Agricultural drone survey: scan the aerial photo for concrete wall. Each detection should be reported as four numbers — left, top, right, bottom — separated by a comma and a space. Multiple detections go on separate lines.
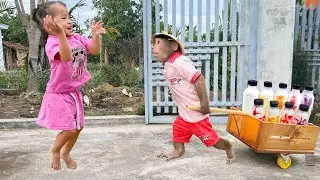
256, 0, 296, 90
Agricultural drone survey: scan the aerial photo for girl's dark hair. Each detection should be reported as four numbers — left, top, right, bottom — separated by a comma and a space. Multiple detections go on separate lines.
32, 1, 66, 41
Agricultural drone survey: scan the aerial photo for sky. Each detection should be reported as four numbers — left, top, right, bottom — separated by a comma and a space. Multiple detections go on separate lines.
7, 0, 229, 34
7, 0, 97, 27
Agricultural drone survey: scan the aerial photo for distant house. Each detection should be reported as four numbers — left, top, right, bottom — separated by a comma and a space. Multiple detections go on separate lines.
3, 41, 28, 70
0, 24, 8, 71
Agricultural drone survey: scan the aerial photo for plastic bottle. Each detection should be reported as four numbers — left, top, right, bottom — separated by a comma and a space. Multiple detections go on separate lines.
288, 84, 302, 111
242, 80, 260, 115
301, 86, 314, 119
293, 104, 310, 125
274, 83, 288, 110
259, 81, 274, 112
268, 101, 280, 123
253, 99, 266, 121
280, 102, 294, 124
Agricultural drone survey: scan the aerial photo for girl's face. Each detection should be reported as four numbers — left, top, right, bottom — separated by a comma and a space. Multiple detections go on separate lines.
51, 4, 73, 36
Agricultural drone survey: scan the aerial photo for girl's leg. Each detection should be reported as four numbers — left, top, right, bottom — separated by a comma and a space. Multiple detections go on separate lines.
60, 129, 82, 169
51, 130, 77, 170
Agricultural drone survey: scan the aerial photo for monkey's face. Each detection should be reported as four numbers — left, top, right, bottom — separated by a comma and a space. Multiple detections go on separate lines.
152, 38, 178, 61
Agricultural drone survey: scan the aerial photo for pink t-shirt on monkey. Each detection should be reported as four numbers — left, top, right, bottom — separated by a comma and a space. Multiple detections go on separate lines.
163, 51, 208, 123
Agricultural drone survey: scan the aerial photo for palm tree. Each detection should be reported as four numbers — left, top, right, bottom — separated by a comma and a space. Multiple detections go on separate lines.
0, 0, 15, 22
0, 0, 15, 15
69, 0, 86, 34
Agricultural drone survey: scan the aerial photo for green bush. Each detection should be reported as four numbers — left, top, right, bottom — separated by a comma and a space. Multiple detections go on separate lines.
0, 69, 27, 90
38, 70, 50, 93
0, 63, 142, 94
85, 63, 143, 90
136, 104, 145, 115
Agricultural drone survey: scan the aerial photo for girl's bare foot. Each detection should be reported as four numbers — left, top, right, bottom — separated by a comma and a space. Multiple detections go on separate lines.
61, 153, 77, 169
50, 148, 61, 170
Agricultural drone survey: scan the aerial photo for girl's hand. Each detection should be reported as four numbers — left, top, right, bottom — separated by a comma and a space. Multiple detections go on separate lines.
91, 20, 106, 37
43, 15, 64, 35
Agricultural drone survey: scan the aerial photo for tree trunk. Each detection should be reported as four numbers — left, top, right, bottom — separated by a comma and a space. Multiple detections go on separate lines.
14, 0, 45, 94
26, 24, 41, 93
104, 47, 109, 67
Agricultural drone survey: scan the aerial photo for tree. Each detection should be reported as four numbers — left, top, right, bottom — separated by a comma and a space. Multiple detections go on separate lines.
2, 15, 28, 45
69, 0, 86, 34
90, 0, 144, 67
0, 0, 15, 22
14, 0, 45, 93
92, 0, 142, 39
0, 0, 15, 15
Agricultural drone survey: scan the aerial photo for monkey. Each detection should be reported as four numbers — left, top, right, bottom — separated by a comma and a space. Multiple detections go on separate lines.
151, 32, 236, 164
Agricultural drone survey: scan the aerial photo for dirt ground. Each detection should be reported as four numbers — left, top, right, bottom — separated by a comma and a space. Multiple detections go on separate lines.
1, 85, 320, 126
0, 84, 145, 119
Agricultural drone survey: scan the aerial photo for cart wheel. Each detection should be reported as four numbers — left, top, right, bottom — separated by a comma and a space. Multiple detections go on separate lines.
277, 156, 292, 169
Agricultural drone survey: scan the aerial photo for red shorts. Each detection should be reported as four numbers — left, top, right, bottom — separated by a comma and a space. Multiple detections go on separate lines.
173, 116, 220, 147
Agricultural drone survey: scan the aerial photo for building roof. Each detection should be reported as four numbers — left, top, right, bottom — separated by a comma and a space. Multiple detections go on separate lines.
3, 41, 28, 51
0, 24, 8, 30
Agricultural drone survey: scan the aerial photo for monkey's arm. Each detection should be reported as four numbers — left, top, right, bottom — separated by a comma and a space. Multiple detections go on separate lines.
194, 75, 210, 115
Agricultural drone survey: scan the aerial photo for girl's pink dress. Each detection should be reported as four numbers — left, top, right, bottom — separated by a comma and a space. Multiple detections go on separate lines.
36, 33, 92, 130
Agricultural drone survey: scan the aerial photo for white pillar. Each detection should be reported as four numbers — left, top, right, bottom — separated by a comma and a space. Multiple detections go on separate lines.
256, 0, 296, 90
0, 30, 5, 71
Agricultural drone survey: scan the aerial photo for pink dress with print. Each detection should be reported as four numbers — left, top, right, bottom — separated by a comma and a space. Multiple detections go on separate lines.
36, 33, 92, 130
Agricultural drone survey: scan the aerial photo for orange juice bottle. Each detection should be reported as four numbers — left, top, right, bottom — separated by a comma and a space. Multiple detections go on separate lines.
268, 101, 279, 123
259, 81, 274, 112
274, 83, 288, 110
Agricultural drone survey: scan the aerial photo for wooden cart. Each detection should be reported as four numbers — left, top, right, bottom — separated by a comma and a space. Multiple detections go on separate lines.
227, 114, 320, 169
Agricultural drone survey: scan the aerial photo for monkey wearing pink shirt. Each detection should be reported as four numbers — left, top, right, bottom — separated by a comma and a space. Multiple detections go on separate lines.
152, 32, 235, 164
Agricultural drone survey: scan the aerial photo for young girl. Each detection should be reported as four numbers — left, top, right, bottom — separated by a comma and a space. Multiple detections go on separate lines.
32, 1, 106, 170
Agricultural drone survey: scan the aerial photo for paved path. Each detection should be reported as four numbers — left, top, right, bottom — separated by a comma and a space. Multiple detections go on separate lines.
1, 124, 319, 180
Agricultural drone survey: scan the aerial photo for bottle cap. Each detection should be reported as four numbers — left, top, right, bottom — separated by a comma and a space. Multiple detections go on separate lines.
248, 80, 257, 86
279, 83, 287, 89
285, 102, 294, 109
264, 81, 272, 88
305, 86, 314, 91
270, 101, 278, 108
254, 99, 264, 106
299, 104, 309, 112
292, 84, 301, 90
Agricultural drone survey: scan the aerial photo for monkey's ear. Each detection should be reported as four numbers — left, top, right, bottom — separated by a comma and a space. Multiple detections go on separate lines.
171, 41, 179, 51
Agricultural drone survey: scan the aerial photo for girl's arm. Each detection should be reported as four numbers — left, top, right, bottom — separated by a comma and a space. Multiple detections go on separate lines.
88, 34, 101, 55
88, 20, 106, 55
43, 15, 72, 61
57, 32, 73, 61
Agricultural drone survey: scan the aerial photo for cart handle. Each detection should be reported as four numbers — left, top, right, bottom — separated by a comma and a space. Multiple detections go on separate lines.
186, 105, 249, 116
